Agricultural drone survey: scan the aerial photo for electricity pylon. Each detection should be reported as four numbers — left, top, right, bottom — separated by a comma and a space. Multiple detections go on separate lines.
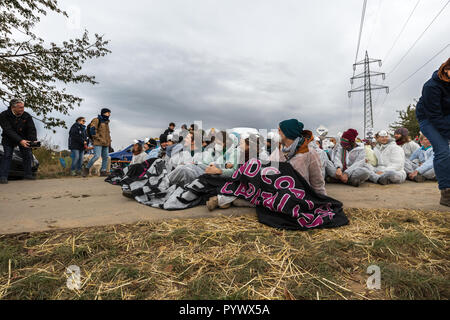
348, 51, 389, 139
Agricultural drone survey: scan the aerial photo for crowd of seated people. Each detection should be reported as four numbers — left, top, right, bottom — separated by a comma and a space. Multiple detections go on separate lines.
123, 119, 446, 212
315, 127, 441, 187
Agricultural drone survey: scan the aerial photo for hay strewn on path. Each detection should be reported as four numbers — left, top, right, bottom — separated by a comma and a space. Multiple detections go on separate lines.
0, 208, 449, 300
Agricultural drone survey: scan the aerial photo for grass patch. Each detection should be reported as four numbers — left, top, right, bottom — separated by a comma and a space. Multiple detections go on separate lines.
377, 263, 450, 299
0, 208, 448, 300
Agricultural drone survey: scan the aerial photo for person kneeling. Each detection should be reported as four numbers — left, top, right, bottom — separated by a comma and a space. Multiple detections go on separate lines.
405, 134, 437, 182
368, 130, 407, 185
332, 129, 371, 187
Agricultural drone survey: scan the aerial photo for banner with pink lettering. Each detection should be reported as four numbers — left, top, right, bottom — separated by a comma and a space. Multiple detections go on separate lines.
218, 159, 349, 230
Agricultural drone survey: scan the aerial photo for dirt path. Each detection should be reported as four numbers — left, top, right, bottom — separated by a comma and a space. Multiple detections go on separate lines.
0, 177, 447, 234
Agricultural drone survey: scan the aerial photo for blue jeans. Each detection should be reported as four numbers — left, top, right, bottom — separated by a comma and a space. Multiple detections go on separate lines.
0, 144, 33, 178
86, 145, 109, 171
419, 118, 450, 190
70, 149, 84, 171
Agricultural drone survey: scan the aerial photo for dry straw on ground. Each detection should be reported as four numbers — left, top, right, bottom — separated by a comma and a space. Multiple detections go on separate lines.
0, 208, 448, 300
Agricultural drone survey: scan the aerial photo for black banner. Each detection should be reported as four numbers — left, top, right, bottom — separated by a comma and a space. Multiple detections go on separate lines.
218, 159, 349, 230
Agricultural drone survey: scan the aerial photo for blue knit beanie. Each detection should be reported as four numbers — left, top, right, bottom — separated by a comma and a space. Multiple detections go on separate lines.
279, 119, 304, 140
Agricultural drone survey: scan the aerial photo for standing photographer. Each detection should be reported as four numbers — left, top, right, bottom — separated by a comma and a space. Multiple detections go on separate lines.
0, 98, 37, 184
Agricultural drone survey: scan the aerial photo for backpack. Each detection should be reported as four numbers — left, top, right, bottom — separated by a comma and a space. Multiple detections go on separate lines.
86, 118, 101, 141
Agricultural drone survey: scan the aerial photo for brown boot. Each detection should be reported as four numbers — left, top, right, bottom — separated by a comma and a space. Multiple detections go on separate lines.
413, 174, 426, 183
206, 196, 219, 211
440, 189, 450, 207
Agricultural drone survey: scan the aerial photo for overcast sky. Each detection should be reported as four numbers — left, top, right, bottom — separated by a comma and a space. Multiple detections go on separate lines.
24, 0, 450, 149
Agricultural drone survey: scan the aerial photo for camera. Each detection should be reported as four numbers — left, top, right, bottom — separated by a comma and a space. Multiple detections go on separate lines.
29, 141, 41, 148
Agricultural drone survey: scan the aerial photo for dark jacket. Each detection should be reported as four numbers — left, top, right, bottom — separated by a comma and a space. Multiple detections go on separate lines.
0, 108, 37, 147
89, 115, 111, 146
68, 122, 87, 150
163, 128, 174, 136
416, 70, 450, 139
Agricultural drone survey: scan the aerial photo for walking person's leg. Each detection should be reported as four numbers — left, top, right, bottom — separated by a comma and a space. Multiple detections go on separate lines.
419, 119, 450, 189
70, 149, 79, 175
83, 146, 101, 177
0, 144, 14, 183
77, 150, 85, 173
419, 118, 450, 206
100, 146, 109, 175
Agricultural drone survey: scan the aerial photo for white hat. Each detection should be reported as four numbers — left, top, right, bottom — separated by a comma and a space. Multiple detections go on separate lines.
316, 125, 328, 137
133, 139, 139, 144
377, 130, 389, 137
167, 134, 173, 141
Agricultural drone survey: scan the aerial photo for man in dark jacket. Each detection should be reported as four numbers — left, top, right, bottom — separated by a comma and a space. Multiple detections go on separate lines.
0, 98, 37, 183
416, 58, 450, 207
68, 117, 87, 176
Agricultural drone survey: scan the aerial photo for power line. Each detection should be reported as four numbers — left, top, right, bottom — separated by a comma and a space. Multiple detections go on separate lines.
364, 0, 383, 53
383, 0, 421, 63
380, 44, 449, 110
390, 43, 449, 93
387, 0, 449, 75
354, 0, 368, 66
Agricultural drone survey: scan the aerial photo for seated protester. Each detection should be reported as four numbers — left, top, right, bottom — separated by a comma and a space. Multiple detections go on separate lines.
143, 138, 157, 152
130, 143, 147, 165
158, 133, 169, 159
165, 134, 186, 171
204, 130, 240, 178
309, 136, 336, 180
321, 137, 336, 155
405, 133, 437, 182
269, 119, 327, 196
202, 132, 215, 159
266, 131, 280, 155
329, 135, 340, 162
394, 127, 419, 159
331, 129, 371, 187
368, 130, 407, 185
166, 132, 215, 186
370, 137, 377, 149
362, 139, 378, 167
206, 134, 262, 211
177, 124, 189, 143
143, 138, 160, 160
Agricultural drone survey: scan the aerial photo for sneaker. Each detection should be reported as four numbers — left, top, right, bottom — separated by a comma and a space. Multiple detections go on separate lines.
0, 177, 7, 184
378, 176, 390, 185
24, 175, 36, 180
71, 170, 77, 176
413, 174, 426, 183
100, 171, 109, 177
122, 190, 134, 199
349, 177, 361, 187
82, 167, 89, 177
440, 188, 450, 207
206, 196, 219, 211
